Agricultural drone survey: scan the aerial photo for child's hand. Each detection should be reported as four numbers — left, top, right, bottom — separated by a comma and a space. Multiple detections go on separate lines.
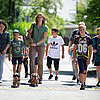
74, 59, 77, 65
62, 54, 64, 59
22, 56, 24, 61
86, 59, 90, 65
2, 49, 6, 54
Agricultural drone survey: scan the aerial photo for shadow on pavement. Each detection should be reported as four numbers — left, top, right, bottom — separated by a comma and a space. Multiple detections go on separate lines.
44, 70, 74, 76
61, 83, 76, 86
87, 70, 96, 78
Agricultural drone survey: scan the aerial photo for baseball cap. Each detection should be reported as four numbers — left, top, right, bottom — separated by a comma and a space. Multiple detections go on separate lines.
13, 29, 19, 34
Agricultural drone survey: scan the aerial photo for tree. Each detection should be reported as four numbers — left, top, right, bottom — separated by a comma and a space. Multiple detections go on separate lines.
86, 0, 100, 26
0, 0, 24, 25
75, 0, 86, 24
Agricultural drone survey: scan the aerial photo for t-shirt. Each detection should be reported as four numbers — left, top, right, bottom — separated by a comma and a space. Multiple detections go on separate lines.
10, 39, 24, 57
92, 36, 100, 62
69, 29, 90, 43
47, 35, 64, 59
74, 35, 92, 60
31, 23, 48, 46
0, 32, 10, 52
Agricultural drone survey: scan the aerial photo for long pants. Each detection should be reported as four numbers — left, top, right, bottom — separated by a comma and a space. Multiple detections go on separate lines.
0, 54, 6, 80
29, 45, 45, 80
23, 58, 28, 74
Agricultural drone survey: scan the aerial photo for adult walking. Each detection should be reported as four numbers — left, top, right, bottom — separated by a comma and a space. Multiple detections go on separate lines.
28, 13, 48, 84
92, 27, 100, 87
0, 20, 10, 83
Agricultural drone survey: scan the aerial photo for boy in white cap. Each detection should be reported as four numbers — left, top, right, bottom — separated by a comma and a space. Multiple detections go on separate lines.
9, 30, 24, 76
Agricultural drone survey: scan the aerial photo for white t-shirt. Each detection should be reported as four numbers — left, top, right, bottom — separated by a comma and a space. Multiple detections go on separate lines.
47, 35, 64, 58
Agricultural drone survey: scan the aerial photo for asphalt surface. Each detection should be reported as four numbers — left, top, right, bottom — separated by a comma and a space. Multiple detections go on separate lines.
0, 46, 100, 100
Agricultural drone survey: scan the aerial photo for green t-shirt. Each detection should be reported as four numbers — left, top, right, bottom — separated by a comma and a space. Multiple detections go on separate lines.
92, 36, 100, 62
10, 39, 24, 57
31, 23, 48, 45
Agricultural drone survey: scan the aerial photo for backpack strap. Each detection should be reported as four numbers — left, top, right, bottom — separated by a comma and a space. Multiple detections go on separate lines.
31, 23, 35, 38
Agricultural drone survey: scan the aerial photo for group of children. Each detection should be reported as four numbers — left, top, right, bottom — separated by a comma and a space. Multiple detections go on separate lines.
0, 19, 100, 90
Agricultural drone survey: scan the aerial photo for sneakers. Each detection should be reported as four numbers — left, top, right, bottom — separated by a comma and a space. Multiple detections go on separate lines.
55, 76, 58, 81
96, 81, 100, 87
25, 73, 28, 78
84, 82, 87, 88
80, 84, 85, 90
39, 79, 42, 84
28, 79, 32, 83
72, 75, 76, 80
48, 74, 53, 80
77, 79, 80, 85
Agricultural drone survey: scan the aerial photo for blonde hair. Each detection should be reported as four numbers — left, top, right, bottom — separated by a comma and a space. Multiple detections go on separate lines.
79, 25, 86, 29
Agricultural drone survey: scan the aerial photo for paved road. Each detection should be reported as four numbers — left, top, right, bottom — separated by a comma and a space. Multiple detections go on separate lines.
0, 46, 100, 100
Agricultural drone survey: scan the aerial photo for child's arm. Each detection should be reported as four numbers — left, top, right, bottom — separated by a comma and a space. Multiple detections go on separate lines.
61, 44, 64, 59
8, 47, 12, 61
26, 48, 29, 58
86, 45, 92, 65
73, 44, 77, 64
22, 46, 25, 60
46, 43, 50, 56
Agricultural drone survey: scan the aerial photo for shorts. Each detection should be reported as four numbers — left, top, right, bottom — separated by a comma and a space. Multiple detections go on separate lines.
12, 57, 22, 65
35, 57, 38, 65
94, 62, 100, 66
47, 56, 60, 70
78, 58, 87, 74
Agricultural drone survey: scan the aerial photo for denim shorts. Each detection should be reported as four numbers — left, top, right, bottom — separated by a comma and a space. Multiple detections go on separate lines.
12, 57, 22, 65
78, 58, 87, 74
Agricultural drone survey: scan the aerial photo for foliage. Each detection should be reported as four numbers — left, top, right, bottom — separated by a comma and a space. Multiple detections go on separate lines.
75, 0, 86, 24
75, 0, 100, 34
0, 0, 24, 24
86, 0, 100, 26
6, 0, 65, 41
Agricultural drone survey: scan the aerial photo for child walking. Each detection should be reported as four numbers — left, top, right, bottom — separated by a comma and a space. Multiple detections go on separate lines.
73, 25, 92, 90
46, 28, 64, 80
9, 30, 24, 76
